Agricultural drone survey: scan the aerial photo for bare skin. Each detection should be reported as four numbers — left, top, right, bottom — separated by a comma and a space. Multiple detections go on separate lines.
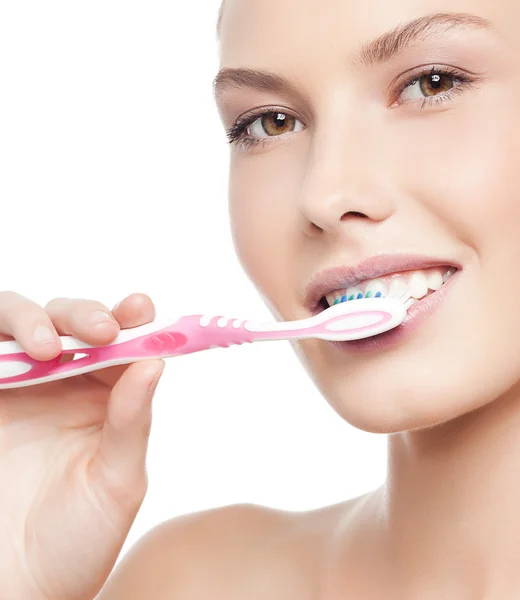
100, 498, 369, 600
5, 0, 520, 599
211, 0, 520, 597
0, 291, 355, 600
0, 292, 166, 599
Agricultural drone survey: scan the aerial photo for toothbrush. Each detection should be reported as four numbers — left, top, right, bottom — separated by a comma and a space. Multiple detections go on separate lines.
0, 295, 415, 390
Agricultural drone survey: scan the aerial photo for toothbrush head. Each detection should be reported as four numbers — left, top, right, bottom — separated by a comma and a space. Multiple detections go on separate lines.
307, 296, 411, 341
329, 288, 418, 313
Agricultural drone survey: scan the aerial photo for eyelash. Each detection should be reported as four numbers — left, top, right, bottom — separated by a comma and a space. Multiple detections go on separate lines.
225, 66, 476, 151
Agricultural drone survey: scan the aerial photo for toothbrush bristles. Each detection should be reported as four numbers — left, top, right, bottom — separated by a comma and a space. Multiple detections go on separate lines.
328, 292, 418, 310
403, 296, 417, 310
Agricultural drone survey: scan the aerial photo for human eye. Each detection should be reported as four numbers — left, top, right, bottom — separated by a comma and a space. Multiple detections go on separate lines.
394, 65, 479, 110
226, 67, 479, 150
225, 108, 305, 151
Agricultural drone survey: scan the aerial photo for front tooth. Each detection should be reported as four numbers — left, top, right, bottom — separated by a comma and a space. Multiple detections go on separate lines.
388, 278, 409, 299
409, 271, 429, 299
427, 270, 444, 291
324, 267, 455, 307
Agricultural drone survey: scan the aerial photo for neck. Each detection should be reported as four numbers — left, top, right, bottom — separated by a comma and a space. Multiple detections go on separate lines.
382, 385, 520, 597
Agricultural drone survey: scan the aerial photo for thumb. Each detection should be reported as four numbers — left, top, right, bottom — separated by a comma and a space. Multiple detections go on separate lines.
93, 359, 165, 498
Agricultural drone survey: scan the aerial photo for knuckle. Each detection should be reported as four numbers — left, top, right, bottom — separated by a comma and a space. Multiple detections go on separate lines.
45, 298, 114, 322
0, 290, 27, 310
87, 300, 113, 314
43, 297, 70, 311
0, 293, 59, 351
85, 302, 117, 326
0, 291, 45, 323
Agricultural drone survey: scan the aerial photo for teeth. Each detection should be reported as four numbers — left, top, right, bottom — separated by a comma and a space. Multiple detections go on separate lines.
364, 279, 387, 299
408, 272, 429, 300
427, 270, 444, 291
388, 278, 409, 299
323, 266, 456, 308
345, 287, 364, 301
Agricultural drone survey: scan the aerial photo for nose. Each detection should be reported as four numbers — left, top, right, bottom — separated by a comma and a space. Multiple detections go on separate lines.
299, 126, 396, 236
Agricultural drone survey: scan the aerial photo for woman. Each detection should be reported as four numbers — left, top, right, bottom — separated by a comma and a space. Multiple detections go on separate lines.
2, 0, 520, 597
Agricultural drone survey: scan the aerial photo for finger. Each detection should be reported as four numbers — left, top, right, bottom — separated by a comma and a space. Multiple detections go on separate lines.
44, 297, 120, 346
0, 291, 62, 360
81, 293, 157, 389
89, 359, 165, 510
111, 293, 156, 329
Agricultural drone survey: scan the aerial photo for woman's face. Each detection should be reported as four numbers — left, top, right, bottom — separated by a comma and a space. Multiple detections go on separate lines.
214, 0, 520, 433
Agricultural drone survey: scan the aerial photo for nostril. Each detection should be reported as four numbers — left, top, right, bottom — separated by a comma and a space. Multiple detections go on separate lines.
341, 211, 368, 219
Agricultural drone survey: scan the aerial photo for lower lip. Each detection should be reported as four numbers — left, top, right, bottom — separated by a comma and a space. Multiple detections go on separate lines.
328, 270, 460, 354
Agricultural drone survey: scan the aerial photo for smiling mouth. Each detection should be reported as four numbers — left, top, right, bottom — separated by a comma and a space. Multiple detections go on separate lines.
317, 266, 458, 312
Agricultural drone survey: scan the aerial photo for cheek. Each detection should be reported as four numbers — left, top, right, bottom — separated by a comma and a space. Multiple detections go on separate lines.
294, 95, 520, 432
228, 151, 303, 314
399, 91, 520, 261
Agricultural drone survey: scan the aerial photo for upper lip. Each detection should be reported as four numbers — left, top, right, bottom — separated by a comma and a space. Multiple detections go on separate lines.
304, 253, 461, 312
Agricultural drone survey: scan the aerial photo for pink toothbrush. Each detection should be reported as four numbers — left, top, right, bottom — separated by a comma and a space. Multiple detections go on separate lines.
0, 297, 413, 389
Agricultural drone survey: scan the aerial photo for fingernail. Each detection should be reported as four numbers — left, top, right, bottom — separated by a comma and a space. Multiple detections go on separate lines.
33, 325, 57, 345
89, 311, 116, 328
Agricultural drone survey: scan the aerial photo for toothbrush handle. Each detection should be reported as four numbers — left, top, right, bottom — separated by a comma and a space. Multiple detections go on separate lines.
0, 315, 256, 389
0, 298, 405, 389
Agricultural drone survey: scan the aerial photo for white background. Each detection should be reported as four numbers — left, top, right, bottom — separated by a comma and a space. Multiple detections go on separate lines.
0, 1, 386, 567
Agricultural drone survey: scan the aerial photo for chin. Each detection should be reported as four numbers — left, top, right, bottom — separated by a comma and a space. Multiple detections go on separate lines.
282, 263, 520, 435
292, 323, 520, 435
315, 379, 488, 434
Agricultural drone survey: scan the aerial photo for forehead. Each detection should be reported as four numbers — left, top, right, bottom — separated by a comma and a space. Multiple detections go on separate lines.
218, 0, 512, 66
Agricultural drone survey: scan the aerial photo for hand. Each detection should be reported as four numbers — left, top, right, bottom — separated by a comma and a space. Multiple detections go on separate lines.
0, 292, 165, 600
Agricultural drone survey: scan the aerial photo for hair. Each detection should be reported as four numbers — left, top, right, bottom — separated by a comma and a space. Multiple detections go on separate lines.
217, 0, 226, 39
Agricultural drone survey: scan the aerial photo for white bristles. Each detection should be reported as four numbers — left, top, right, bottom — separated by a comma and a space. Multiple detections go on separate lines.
404, 297, 416, 310
326, 290, 422, 312
396, 291, 417, 311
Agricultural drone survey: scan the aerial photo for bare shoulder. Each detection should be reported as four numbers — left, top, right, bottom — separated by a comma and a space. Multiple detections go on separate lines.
98, 498, 366, 600
98, 503, 298, 599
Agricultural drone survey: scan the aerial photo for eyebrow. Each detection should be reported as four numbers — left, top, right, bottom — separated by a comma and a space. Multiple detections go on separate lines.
213, 12, 492, 99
